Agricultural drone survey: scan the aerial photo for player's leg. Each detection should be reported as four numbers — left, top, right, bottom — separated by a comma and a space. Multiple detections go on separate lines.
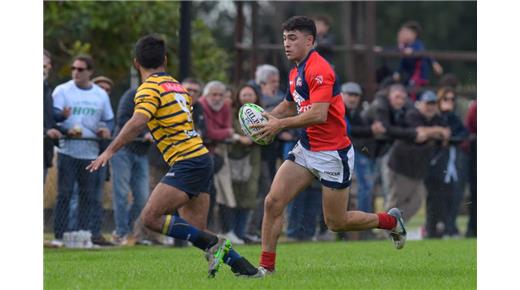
317, 146, 406, 249
140, 182, 225, 254
321, 186, 379, 231
260, 160, 315, 272
178, 192, 210, 230
180, 192, 259, 277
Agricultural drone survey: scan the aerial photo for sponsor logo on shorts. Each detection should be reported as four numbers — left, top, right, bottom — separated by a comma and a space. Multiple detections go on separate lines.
166, 172, 175, 177
324, 171, 340, 176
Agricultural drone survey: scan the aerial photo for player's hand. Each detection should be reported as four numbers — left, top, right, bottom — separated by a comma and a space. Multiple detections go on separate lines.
86, 150, 113, 172
96, 128, 111, 139
46, 128, 62, 139
251, 112, 283, 141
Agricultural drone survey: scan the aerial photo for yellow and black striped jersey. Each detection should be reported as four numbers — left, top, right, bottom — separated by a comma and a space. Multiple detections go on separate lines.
134, 72, 208, 166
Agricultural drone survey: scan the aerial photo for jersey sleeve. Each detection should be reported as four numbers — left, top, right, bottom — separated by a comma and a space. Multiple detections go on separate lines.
134, 87, 161, 118
307, 66, 335, 103
51, 85, 65, 110
101, 91, 115, 121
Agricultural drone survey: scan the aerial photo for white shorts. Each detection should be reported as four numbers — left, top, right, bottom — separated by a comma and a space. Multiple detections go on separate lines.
287, 141, 355, 189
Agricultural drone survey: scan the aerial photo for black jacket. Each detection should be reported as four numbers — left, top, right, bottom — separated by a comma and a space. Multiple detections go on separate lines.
43, 80, 58, 168
363, 93, 417, 157
345, 105, 376, 158
388, 108, 447, 180
114, 88, 151, 155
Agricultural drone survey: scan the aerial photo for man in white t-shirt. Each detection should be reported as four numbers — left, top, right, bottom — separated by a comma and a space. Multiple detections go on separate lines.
51, 55, 114, 246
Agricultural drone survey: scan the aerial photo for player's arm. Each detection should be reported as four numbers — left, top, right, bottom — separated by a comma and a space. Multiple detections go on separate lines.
86, 112, 149, 172
252, 103, 329, 140
269, 99, 297, 119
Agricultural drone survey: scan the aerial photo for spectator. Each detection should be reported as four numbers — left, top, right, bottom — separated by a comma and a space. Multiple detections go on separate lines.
386, 91, 451, 223
341, 82, 386, 239
393, 21, 443, 100
363, 84, 416, 201
44, 50, 62, 183
223, 86, 233, 107
182, 78, 206, 138
438, 73, 472, 122
110, 88, 153, 245
465, 100, 477, 238
423, 88, 468, 238
247, 64, 285, 239
51, 55, 114, 246
314, 15, 335, 63
92, 76, 114, 96
199, 80, 237, 239
226, 84, 262, 243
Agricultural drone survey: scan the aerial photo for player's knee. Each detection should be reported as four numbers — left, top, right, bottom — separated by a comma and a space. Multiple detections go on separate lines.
141, 208, 158, 231
324, 217, 343, 232
264, 194, 283, 213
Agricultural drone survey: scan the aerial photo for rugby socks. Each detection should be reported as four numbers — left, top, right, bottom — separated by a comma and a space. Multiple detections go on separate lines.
162, 214, 217, 251
224, 248, 242, 266
377, 212, 397, 230
259, 251, 276, 272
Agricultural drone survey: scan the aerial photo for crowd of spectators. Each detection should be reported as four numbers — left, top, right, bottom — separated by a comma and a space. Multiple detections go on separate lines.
43, 18, 477, 247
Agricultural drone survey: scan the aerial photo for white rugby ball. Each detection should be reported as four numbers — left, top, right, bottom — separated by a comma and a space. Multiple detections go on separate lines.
238, 103, 273, 145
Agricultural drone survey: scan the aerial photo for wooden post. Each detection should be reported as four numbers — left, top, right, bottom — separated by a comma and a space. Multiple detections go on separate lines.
251, 1, 259, 80
365, 1, 377, 101
233, 1, 244, 87
179, 1, 191, 80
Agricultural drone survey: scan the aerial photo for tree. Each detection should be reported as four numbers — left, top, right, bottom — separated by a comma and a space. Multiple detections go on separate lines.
44, 1, 230, 102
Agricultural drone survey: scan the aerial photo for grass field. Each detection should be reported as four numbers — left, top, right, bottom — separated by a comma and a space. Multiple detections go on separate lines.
44, 238, 476, 289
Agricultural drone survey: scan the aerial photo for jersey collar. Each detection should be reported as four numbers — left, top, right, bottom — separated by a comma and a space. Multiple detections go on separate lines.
296, 48, 315, 69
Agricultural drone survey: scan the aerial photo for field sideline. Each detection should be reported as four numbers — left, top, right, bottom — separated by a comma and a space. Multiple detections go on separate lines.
44, 239, 476, 289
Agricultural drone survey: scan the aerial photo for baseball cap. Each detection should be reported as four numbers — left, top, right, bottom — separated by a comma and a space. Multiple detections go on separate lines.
418, 90, 437, 103
341, 82, 362, 95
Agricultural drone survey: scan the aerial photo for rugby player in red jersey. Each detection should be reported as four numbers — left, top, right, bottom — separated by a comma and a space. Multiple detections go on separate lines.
250, 16, 407, 276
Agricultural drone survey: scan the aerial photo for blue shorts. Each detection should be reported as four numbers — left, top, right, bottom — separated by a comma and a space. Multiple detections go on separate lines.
160, 153, 214, 198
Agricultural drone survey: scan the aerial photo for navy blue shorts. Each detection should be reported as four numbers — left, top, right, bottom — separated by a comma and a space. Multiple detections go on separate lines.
160, 153, 214, 198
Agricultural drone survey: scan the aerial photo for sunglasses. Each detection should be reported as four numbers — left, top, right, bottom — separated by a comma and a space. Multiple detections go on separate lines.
71, 66, 87, 72
441, 97, 455, 102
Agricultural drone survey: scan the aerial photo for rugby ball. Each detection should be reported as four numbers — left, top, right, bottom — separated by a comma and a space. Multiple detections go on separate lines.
238, 103, 273, 145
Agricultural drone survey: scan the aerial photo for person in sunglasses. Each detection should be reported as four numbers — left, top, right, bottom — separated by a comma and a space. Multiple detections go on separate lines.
50, 54, 115, 247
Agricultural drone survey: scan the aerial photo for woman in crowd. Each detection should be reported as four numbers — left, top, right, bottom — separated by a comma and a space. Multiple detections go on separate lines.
424, 87, 468, 238
223, 84, 263, 244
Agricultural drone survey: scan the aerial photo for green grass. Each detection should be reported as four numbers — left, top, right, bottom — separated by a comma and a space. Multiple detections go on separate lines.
44, 239, 476, 289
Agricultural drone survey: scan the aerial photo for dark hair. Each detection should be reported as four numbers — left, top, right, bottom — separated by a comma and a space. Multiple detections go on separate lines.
233, 84, 261, 112
74, 54, 94, 70
282, 16, 317, 43
401, 20, 422, 38
134, 34, 166, 69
